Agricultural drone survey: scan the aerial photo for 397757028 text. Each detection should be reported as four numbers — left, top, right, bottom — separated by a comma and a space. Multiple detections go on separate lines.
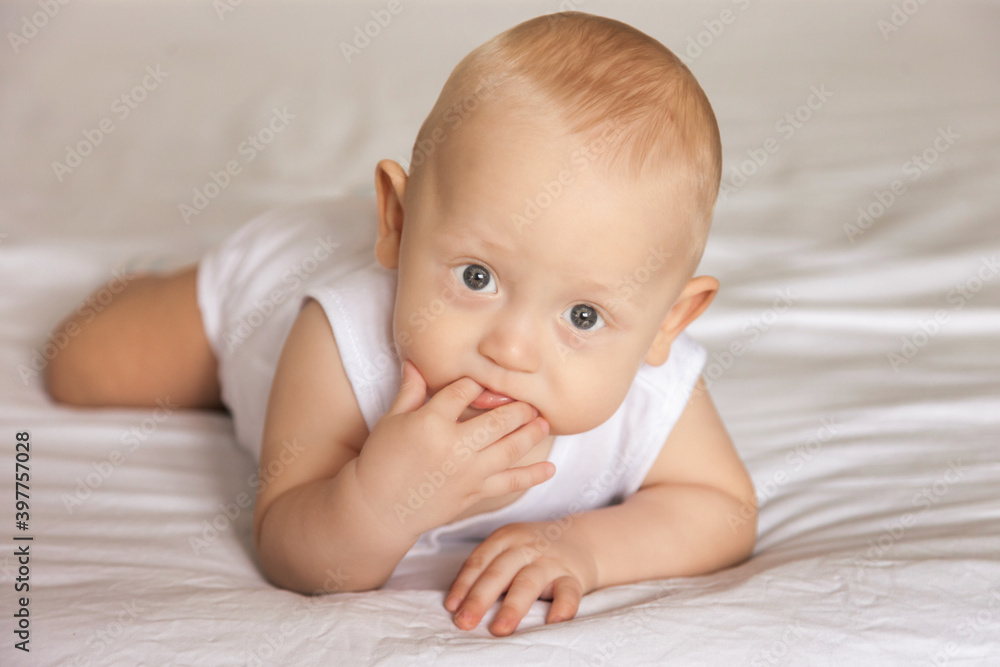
13, 430, 32, 653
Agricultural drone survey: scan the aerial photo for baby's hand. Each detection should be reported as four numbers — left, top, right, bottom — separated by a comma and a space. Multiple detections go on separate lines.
444, 521, 599, 636
353, 361, 553, 540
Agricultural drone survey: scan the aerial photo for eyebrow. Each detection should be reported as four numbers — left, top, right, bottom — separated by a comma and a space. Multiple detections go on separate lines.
436, 221, 516, 257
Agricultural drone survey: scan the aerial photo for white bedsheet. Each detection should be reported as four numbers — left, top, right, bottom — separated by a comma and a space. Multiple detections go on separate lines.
2, 1, 998, 665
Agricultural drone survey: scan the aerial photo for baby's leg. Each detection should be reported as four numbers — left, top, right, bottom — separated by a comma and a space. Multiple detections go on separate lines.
45, 266, 223, 410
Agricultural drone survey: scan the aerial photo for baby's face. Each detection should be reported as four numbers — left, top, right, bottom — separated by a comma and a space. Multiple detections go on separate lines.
391, 107, 694, 434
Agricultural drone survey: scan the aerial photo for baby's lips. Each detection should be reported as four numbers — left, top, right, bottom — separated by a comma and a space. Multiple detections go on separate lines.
469, 387, 515, 410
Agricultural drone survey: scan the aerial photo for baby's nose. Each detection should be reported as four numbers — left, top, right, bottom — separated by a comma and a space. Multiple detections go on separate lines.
478, 313, 541, 373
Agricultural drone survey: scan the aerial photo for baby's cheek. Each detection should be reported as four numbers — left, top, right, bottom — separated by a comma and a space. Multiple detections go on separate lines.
393, 304, 425, 348
404, 338, 467, 398
549, 374, 626, 435
394, 311, 441, 368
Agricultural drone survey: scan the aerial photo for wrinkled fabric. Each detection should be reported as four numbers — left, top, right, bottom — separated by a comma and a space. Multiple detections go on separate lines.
1, 1, 998, 665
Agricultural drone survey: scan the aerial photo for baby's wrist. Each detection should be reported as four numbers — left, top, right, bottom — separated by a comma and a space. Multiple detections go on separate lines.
554, 519, 601, 593
342, 458, 425, 546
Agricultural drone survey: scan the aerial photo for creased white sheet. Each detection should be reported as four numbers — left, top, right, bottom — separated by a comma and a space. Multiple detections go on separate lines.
1, 1, 998, 665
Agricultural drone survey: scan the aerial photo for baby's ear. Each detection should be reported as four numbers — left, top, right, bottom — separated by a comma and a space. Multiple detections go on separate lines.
645, 275, 718, 366
374, 159, 408, 269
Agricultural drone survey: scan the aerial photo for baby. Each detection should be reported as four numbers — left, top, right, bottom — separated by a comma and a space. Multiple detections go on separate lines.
45, 12, 757, 636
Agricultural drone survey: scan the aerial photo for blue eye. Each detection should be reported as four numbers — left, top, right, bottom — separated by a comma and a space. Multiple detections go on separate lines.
454, 263, 496, 293
562, 303, 605, 331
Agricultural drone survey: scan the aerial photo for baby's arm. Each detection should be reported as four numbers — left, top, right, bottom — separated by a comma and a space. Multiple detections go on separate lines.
563, 378, 757, 586
252, 300, 552, 594
446, 378, 756, 635
251, 300, 411, 593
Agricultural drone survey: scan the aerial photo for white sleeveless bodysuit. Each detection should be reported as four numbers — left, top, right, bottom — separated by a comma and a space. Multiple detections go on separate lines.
197, 197, 707, 556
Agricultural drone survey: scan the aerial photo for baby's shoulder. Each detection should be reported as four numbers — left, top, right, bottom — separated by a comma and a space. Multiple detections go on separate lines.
253, 297, 371, 540
302, 261, 401, 433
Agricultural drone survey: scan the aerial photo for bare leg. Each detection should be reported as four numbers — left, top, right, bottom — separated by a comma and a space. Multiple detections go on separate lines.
45, 265, 223, 410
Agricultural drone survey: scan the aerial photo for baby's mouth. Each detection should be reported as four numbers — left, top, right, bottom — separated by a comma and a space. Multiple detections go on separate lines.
469, 387, 515, 410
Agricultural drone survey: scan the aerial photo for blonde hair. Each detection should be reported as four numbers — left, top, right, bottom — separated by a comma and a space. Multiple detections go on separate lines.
410, 11, 722, 263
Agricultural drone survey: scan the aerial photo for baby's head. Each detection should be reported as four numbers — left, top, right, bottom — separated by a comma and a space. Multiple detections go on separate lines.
374, 12, 722, 434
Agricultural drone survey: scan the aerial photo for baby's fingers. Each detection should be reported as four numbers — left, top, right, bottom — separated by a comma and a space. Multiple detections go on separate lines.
480, 459, 555, 500
386, 360, 428, 415
462, 400, 540, 449
426, 376, 484, 419
480, 414, 549, 467
545, 576, 582, 625
446, 539, 506, 614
